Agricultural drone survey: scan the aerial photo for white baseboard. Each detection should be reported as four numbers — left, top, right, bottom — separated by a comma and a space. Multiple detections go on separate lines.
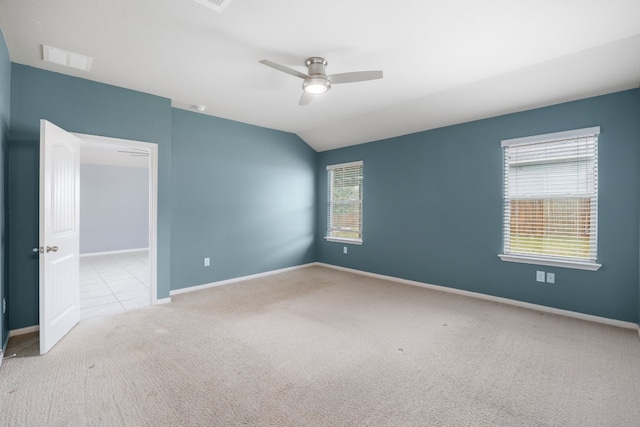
154, 297, 171, 305
9, 325, 40, 337
316, 263, 639, 332
80, 248, 149, 258
170, 263, 317, 296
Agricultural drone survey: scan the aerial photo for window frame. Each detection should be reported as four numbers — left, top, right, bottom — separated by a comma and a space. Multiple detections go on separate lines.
498, 127, 601, 271
325, 161, 364, 245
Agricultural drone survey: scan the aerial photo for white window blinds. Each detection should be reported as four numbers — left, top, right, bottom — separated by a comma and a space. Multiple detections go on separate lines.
327, 161, 363, 242
501, 127, 599, 265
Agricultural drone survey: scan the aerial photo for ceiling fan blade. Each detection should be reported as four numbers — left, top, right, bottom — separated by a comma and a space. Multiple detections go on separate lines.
329, 70, 383, 84
299, 92, 313, 106
118, 150, 149, 156
259, 59, 309, 80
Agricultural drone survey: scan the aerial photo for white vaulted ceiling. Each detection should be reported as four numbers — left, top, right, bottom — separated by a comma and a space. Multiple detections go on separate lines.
1, 0, 639, 151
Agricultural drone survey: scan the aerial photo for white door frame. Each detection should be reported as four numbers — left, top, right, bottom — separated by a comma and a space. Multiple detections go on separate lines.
73, 133, 159, 304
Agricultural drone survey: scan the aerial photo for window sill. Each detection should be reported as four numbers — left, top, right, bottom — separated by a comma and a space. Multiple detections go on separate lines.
498, 254, 601, 271
325, 237, 363, 245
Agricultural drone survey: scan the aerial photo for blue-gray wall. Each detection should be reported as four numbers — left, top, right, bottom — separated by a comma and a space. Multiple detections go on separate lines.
317, 90, 640, 323
171, 109, 316, 289
8, 64, 172, 329
80, 164, 149, 254
0, 31, 10, 348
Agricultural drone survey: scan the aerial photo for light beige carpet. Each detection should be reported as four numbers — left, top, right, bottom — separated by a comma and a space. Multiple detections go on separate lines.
1, 266, 639, 426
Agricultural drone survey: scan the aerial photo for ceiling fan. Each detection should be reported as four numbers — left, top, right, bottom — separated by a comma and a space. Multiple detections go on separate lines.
259, 57, 383, 106
117, 147, 149, 157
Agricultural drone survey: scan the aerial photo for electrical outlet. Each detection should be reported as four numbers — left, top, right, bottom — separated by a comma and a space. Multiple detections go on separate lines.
343, 246, 348, 254
536, 271, 545, 282
204, 257, 210, 267
546, 272, 555, 284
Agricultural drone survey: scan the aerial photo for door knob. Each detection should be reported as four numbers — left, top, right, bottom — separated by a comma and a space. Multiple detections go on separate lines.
46, 246, 59, 253
32, 247, 44, 253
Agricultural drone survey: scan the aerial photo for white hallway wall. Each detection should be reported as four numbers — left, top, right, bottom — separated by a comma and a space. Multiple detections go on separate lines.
80, 163, 149, 254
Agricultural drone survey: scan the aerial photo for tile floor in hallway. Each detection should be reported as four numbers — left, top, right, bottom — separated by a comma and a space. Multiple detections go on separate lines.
80, 250, 151, 321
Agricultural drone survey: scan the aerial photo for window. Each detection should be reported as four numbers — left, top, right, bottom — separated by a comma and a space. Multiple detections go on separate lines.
499, 127, 601, 271
326, 161, 363, 244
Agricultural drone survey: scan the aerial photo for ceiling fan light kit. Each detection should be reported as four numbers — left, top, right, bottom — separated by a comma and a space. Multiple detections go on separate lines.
260, 56, 383, 106
303, 76, 330, 94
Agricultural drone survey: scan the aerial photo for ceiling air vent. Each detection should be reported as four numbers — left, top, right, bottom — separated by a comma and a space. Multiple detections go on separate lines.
192, 0, 233, 13
42, 45, 93, 71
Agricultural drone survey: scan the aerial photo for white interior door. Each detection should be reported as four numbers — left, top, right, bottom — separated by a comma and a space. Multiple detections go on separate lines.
39, 120, 81, 355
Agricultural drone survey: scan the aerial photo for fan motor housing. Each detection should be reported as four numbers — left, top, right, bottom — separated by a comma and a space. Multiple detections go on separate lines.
305, 57, 328, 76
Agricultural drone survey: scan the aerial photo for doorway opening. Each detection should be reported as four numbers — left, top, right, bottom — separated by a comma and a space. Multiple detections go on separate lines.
8, 123, 159, 356
76, 134, 158, 320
